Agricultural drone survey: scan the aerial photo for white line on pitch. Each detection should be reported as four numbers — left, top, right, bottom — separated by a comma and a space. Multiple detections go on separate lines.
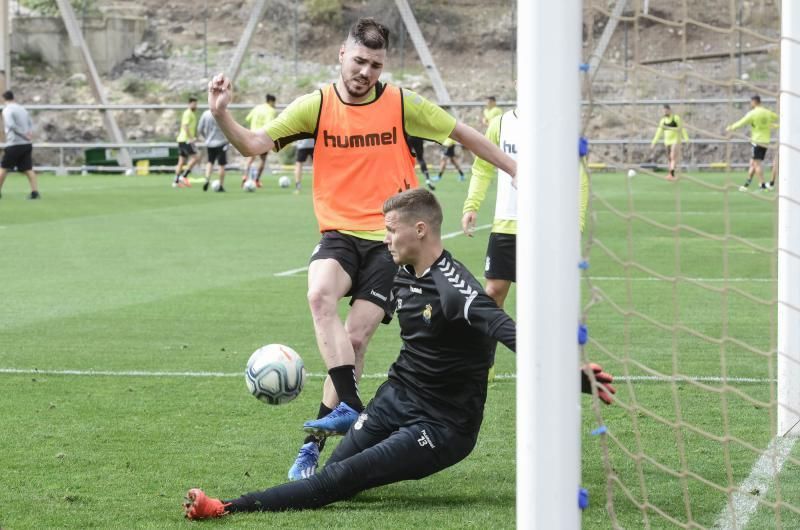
590, 276, 774, 283
0, 368, 777, 385
273, 224, 492, 277
713, 436, 797, 530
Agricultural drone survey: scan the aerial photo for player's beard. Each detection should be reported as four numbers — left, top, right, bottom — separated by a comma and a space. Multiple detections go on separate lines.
343, 75, 372, 98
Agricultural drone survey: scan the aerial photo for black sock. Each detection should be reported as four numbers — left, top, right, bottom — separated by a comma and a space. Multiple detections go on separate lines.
327, 365, 363, 412
669, 169, 675, 176
181, 169, 190, 178
304, 403, 333, 450
173, 174, 180, 183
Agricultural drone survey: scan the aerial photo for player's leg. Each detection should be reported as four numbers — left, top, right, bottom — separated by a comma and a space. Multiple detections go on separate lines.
450, 155, 465, 181
667, 143, 678, 179
24, 169, 39, 199
255, 153, 268, 186
174, 153, 186, 186
755, 159, 765, 188
200, 385, 477, 517
203, 160, 212, 191
436, 152, 447, 181
484, 232, 516, 381
294, 161, 303, 193
307, 257, 356, 383
485, 279, 512, 309
770, 150, 779, 188
0, 168, 8, 198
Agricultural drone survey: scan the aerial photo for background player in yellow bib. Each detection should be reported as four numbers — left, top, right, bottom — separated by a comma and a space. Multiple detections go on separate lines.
482, 96, 503, 126
173, 96, 199, 188
649, 104, 689, 180
243, 94, 277, 188
207, 17, 515, 483
726, 94, 779, 191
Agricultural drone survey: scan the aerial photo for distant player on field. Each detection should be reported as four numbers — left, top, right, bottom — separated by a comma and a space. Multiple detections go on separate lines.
0, 90, 40, 200
208, 18, 516, 482
436, 137, 465, 182
649, 104, 689, 180
293, 137, 314, 194
173, 96, 199, 188
183, 188, 616, 520
482, 95, 503, 126
408, 136, 435, 190
197, 109, 229, 192
243, 94, 277, 188
726, 95, 778, 192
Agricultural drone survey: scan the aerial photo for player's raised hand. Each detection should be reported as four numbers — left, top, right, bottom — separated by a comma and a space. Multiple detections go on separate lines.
580, 362, 616, 405
208, 73, 232, 115
461, 211, 477, 237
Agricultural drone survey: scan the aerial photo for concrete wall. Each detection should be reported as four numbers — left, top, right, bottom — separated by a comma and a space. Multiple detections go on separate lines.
11, 16, 146, 75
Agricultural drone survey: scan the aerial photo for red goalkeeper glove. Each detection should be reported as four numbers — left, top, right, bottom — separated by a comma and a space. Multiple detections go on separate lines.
581, 363, 616, 405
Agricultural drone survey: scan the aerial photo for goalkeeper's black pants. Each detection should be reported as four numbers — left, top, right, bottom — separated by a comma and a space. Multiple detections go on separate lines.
225, 381, 478, 512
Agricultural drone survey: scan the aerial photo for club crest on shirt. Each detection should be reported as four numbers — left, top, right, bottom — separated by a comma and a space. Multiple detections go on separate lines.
422, 304, 433, 325
354, 413, 368, 430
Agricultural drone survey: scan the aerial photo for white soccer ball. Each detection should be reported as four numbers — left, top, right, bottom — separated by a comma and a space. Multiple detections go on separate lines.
211, 179, 222, 191
627, 169, 637, 178
245, 344, 306, 405
243, 179, 257, 192
278, 176, 291, 188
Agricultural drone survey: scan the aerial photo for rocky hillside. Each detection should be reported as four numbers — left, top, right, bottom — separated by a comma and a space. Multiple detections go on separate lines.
7, 0, 782, 166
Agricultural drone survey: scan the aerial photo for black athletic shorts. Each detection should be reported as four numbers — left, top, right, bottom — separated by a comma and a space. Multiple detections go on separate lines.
442, 145, 456, 158
178, 142, 197, 157
752, 144, 768, 161
1, 144, 33, 171
310, 231, 397, 323
326, 381, 479, 484
206, 145, 228, 165
485, 232, 516, 282
296, 147, 314, 163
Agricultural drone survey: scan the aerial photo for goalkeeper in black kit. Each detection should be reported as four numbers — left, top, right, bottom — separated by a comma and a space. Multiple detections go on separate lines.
184, 188, 616, 520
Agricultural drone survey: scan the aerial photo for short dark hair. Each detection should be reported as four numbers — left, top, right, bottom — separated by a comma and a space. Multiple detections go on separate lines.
487, 96, 497, 102
188, 96, 198, 103
383, 188, 443, 234
663, 103, 671, 110
348, 18, 390, 51
266, 94, 276, 104
752, 94, 762, 104
2, 90, 13, 101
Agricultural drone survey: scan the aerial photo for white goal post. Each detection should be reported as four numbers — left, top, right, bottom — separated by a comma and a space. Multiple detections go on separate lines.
516, 1, 582, 528
777, 0, 800, 438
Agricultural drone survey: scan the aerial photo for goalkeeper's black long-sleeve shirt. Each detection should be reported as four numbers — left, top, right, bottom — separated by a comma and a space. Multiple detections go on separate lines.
387, 249, 516, 433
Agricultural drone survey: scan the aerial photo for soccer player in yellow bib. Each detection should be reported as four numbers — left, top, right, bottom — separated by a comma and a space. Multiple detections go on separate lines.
649, 104, 689, 180
207, 18, 515, 482
173, 96, 199, 188
243, 94, 277, 188
726, 94, 779, 191
482, 96, 503, 126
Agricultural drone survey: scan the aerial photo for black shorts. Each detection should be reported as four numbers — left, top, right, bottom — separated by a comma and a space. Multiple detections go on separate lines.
296, 147, 314, 163
310, 231, 397, 323
1, 144, 33, 171
206, 145, 228, 165
485, 232, 516, 282
326, 381, 478, 485
752, 144, 768, 161
178, 142, 197, 157
442, 145, 456, 158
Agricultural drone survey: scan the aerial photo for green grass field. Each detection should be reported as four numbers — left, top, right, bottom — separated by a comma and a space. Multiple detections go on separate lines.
0, 169, 791, 528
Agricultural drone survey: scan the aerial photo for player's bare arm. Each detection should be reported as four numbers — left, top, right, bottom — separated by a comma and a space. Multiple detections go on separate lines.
208, 73, 275, 157
450, 122, 516, 178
